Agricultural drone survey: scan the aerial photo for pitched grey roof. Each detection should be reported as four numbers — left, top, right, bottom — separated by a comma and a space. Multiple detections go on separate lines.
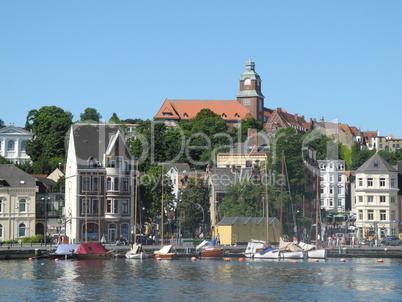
0, 164, 36, 187
161, 163, 191, 173
70, 124, 131, 168
218, 216, 277, 226
208, 167, 238, 191
355, 153, 398, 173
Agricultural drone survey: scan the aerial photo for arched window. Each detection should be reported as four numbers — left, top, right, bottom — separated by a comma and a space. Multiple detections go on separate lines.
18, 223, 26, 237
19, 199, 26, 212
7, 140, 15, 151
120, 223, 129, 240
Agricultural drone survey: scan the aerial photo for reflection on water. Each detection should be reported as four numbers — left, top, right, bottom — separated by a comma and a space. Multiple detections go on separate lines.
0, 258, 401, 301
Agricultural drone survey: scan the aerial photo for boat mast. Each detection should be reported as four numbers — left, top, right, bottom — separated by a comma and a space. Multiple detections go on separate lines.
134, 160, 139, 245
265, 158, 269, 244
279, 151, 284, 239
315, 172, 320, 245
161, 166, 164, 246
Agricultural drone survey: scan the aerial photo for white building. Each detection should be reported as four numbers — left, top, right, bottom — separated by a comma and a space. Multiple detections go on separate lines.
0, 125, 33, 164
354, 153, 399, 241
0, 165, 37, 242
318, 160, 347, 213
65, 124, 134, 244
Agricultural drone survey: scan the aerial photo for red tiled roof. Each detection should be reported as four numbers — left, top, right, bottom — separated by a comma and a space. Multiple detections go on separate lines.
154, 99, 252, 121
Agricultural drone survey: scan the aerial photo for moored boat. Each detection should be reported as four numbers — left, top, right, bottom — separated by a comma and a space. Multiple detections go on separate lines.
125, 243, 149, 259
49, 244, 80, 259
277, 239, 306, 259
74, 242, 114, 259
154, 245, 177, 259
298, 242, 328, 259
196, 240, 225, 258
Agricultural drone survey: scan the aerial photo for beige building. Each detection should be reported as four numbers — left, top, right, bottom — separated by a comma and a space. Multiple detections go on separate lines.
371, 135, 402, 152
0, 165, 37, 242
354, 154, 399, 242
216, 217, 280, 245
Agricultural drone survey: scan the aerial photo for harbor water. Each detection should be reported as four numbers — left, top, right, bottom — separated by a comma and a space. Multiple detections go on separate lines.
0, 257, 401, 302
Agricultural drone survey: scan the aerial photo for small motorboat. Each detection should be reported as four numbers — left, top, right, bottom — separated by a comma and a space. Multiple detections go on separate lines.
125, 243, 149, 260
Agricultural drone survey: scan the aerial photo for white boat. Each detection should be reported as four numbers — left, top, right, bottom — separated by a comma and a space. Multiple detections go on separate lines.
125, 243, 149, 260
298, 242, 328, 259
277, 239, 306, 259
244, 240, 280, 259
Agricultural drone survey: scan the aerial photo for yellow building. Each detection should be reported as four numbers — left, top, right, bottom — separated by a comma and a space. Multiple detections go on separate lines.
215, 217, 280, 245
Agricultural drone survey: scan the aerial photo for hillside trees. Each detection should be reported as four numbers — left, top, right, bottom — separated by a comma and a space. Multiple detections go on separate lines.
79, 107, 102, 123
25, 106, 73, 174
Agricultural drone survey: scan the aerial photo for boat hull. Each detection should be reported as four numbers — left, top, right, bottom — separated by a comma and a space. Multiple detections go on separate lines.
199, 248, 224, 258
279, 251, 306, 259
154, 253, 176, 259
307, 248, 328, 259
125, 252, 149, 259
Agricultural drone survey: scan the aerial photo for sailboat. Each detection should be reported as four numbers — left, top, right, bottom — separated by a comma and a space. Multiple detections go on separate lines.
196, 239, 225, 258
126, 161, 149, 259
299, 171, 328, 259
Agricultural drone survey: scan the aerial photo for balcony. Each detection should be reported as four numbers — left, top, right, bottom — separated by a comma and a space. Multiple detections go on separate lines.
104, 213, 121, 221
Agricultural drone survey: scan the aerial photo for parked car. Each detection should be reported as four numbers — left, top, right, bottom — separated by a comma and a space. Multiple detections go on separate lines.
381, 236, 402, 246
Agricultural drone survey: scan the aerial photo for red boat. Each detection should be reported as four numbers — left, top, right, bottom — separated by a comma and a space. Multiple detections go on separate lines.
74, 242, 114, 259
199, 246, 225, 258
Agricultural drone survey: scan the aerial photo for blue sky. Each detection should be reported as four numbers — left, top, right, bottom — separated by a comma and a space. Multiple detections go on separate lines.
1, 1, 401, 137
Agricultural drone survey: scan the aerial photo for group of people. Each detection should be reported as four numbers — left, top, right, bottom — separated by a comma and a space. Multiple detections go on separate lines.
327, 234, 355, 247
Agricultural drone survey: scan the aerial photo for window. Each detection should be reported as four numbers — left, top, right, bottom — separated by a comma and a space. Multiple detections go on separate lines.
337, 200, 342, 206
81, 199, 89, 214
330, 176, 333, 182
0, 224, 2, 237
114, 178, 119, 191
329, 187, 333, 194
122, 178, 129, 191
380, 178, 386, 187
121, 200, 129, 214
93, 177, 100, 192
92, 199, 99, 214
121, 224, 129, 240
329, 199, 333, 206
391, 211, 396, 221
82, 176, 90, 191
358, 178, 363, 187
358, 196, 363, 203
106, 199, 119, 214
320, 175, 324, 181
320, 199, 324, 206
18, 223, 26, 237
320, 187, 324, 194
390, 196, 396, 203
243, 99, 250, 106
338, 175, 342, 182
368, 196, 374, 203
391, 179, 395, 188
338, 187, 342, 194
380, 210, 386, 221
0, 199, 3, 213
107, 177, 112, 191
380, 196, 386, 203
358, 210, 363, 220
367, 178, 373, 187
246, 161, 252, 168
19, 199, 26, 212
368, 210, 374, 220
20, 140, 27, 151
116, 157, 123, 169
7, 140, 15, 151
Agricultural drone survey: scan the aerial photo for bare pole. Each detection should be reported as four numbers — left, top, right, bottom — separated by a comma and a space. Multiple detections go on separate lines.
265, 158, 269, 244
279, 151, 284, 239
161, 166, 164, 246
315, 173, 320, 245
134, 160, 139, 244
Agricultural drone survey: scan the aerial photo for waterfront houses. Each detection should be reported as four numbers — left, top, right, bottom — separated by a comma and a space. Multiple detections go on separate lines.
0, 165, 36, 242
354, 153, 399, 242
0, 125, 33, 164
65, 124, 135, 244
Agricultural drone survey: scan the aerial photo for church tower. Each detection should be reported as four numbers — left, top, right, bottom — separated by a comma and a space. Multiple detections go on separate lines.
236, 59, 265, 122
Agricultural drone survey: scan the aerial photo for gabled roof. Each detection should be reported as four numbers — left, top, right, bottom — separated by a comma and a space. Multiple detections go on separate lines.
0, 125, 32, 136
69, 124, 131, 168
218, 217, 278, 226
161, 163, 191, 173
74, 242, 109, 254
356, 153, 398, 174
0, 164, 36, 187
154, 99, 252, 121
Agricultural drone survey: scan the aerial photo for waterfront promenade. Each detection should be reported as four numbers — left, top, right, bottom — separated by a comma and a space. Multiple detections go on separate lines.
2, 242, 402, 259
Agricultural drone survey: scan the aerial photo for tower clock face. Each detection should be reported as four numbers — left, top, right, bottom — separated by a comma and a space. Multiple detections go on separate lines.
244, 79, 251, 86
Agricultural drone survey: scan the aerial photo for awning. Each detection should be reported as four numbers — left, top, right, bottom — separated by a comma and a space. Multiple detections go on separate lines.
334, 214, 346, 218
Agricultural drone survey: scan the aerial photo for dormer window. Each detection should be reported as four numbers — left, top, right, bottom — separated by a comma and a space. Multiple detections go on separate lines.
183, 113, 189, 118
221, 113, 227, 118
234, 113, 240, 118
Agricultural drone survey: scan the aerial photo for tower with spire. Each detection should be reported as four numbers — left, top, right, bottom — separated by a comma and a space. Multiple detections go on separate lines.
236, 59, 265, 122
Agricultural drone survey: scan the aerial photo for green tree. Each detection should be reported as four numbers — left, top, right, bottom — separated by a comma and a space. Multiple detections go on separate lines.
79, 107, 102, 123
350, 143, 376, 170
178, 175, 210, 237
219, 181, 263, 217
25, 106, 72, 174
109, 113, 121, 124
232, 117, 264, 142
0, 156, 12, 164
377, 150, 402, 165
